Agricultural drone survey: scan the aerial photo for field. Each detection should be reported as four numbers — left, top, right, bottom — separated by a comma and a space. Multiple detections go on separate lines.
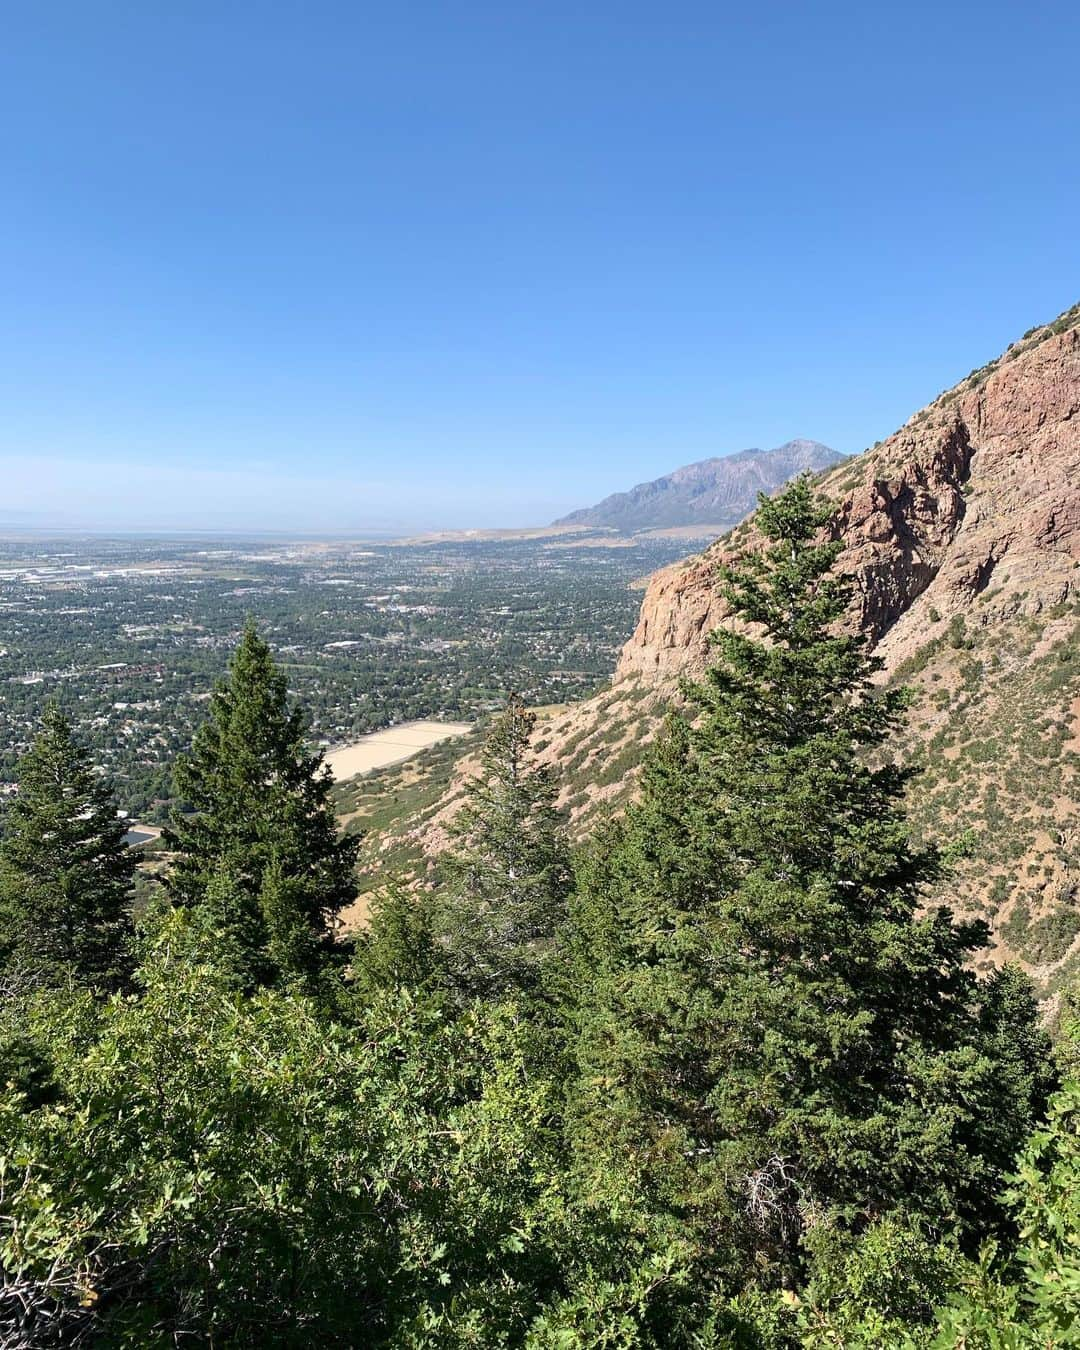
324, 720, 472, 781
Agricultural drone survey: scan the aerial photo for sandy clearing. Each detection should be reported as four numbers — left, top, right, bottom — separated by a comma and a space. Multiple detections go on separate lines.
324, 720, 472, 782
124, 825, 162, 847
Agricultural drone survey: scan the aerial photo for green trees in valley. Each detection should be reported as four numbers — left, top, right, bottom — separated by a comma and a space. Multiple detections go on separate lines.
164, 622, 358, 986
0, 704, 134, 991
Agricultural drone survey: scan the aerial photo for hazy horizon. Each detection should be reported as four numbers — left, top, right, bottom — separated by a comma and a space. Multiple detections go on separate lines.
2, 3, 1077, 532
0, 437, 842, 535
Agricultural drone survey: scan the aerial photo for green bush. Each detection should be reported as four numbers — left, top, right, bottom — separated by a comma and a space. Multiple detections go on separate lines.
0, 912, 573, 1346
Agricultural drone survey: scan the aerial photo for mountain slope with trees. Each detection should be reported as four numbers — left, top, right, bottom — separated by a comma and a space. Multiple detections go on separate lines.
2, 302, 1078, 1343
393, 302, 1079, 993
0, 478, 1074, 1345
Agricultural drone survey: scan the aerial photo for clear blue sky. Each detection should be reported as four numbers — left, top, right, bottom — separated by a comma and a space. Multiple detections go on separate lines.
1, 1, 1077, 531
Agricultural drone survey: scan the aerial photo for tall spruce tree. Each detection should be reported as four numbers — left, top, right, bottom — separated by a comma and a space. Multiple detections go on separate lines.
568, 476, 1046, 1293
434, 694, 571, 1001
0, 705, 134, 990
351, 882, 445, 1001
973, 963, 1056, 1184
164, 622, 358, 984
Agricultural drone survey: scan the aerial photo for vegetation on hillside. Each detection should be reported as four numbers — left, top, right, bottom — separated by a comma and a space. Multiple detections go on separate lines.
0, 480, 1075, 1345
895, 601, 1080, 992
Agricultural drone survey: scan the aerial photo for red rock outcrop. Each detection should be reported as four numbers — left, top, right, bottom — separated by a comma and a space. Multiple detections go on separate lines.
618, 311, 1080, 681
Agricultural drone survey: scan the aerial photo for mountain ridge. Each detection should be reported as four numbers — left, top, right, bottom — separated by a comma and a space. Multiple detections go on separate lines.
553, 438, 843, 533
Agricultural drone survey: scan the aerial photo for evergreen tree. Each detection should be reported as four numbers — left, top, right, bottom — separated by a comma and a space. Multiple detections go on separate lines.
352, 882, 444, 1000
568, 476, 1036, 1293
189, 862, 270, 990
0, 705, 135, 990
434, 694, 571, 1002
164, 622, 358, 984
973, 963, 1056, 1186
259, 854, 328, 987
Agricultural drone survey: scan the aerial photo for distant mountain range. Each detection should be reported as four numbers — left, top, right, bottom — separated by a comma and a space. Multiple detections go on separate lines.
554, 439, 843, 533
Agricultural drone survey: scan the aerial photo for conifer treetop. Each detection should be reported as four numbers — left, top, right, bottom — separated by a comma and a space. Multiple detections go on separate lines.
0, 703, 135, 989
436, 693, 571, 1002
164, 622, 358, 985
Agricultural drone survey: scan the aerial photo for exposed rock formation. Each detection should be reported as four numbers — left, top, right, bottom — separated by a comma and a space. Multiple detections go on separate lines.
620, 312, 1079, 680
363, 305, 1080, 991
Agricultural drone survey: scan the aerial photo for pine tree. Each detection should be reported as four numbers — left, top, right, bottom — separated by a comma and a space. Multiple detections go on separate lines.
973, 963, 1056, 1181
351, 882, 444, 1000
164, 622, 358, 983
259, 854, 327, 987
0, 705, 135, 989
568, 476, 1035, 1291
192, 862, 269, 990
434, 694, 571, 1002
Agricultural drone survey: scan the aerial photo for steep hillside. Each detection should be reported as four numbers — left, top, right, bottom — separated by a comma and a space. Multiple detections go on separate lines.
357, 305, 1080, 992
553, 439, 842, 533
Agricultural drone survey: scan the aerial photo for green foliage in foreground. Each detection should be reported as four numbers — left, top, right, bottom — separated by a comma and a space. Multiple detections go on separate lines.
933, 1075, 1080, 1347
1, 483, 1076, 1345
0, 912, 573, 1346
0, 704, 135, 992
2, 929, 1077, 1347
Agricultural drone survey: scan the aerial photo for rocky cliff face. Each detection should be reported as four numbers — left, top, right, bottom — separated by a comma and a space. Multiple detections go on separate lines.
370, 305, 1080, 993
620, 311, 1079, 681
583, 304, 1078, 993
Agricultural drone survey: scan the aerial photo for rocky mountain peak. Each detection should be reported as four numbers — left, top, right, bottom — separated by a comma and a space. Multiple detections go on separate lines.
553, 439, 843, 534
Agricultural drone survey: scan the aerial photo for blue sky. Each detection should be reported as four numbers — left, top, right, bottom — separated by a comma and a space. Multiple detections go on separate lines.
1, 1, 1077, 531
